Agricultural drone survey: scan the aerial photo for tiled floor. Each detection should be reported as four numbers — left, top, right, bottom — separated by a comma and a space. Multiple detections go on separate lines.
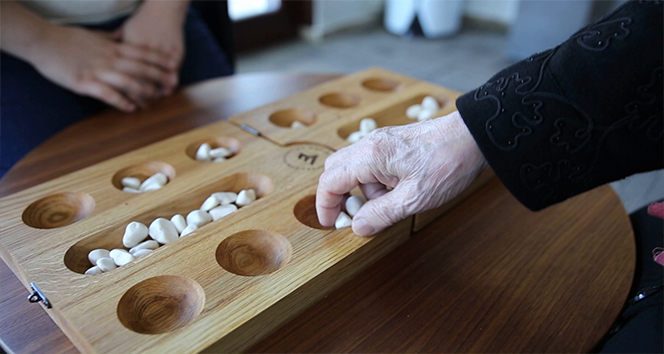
237, 24, 664, 214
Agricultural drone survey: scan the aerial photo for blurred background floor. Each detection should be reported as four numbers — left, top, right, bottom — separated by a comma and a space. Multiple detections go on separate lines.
237, 23, 664, 214
238, 23, 512, 93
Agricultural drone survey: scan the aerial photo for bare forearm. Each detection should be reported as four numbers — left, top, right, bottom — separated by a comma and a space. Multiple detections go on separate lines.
0, 0, 56, 64
136, 0, 191, 26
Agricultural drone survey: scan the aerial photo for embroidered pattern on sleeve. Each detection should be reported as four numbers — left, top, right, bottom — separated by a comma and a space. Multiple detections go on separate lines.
465, 1, 663, 207
572, 18, 632, 51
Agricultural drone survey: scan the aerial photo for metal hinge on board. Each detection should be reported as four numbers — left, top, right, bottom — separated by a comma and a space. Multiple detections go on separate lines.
27, 282, 51, 309
240, 124, 261, 136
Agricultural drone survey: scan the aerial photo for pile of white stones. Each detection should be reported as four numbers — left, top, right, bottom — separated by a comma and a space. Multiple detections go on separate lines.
334, 195, 367, 229
345, 118, 378, 143
121, 172, 168, 193
84, 189, 257, 275
406, 96, 440, 121
344, 96, 441, 145
195, 143, 234, 162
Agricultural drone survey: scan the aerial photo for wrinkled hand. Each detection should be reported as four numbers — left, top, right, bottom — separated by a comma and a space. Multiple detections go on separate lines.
316, 111, 488, 236
30, 25, 177, 111
117, 2, 186, 94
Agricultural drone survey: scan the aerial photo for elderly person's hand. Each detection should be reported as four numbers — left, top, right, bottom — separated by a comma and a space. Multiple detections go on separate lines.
316, 111, 488, 236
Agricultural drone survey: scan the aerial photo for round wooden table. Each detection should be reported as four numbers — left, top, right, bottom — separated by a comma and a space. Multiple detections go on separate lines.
0, 73, 635, 353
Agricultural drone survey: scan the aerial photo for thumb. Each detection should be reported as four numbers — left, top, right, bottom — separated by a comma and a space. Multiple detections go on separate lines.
352, 184, 413, 237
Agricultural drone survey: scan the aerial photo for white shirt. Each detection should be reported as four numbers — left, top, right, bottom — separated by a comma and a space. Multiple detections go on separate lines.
20, 0, 141, 24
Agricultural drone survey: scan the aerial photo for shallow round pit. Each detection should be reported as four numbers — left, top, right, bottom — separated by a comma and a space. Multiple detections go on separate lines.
111, 161, 176, 192
117, 275, 205, 334
294, 195, 333, 230
185, 137, 242, 162
64, 234, 125, 274
269, 109, 317, 128
318, 92, 361, 109
216, 230, 292, 276
22, 192, 95, 229
361, 77, 402, 92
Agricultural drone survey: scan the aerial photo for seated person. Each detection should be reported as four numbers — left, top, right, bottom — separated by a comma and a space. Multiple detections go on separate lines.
0, 0, 233, 177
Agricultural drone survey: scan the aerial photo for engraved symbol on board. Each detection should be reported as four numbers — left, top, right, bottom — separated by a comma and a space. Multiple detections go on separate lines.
298, 153, 318, 165
284, 145, 332, 171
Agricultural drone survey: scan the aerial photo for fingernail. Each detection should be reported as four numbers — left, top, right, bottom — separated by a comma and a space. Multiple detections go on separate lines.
353, 218, 375, 236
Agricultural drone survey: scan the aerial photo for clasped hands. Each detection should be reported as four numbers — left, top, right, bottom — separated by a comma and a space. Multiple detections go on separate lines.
28, 4, 186, 112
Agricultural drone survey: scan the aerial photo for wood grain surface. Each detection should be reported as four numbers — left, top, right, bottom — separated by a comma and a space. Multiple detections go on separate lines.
230, 69, 460, 151
0, 118, 412, 353
0, 73, 338, 354
249, 178, 635, 353
0, 73, 635, 354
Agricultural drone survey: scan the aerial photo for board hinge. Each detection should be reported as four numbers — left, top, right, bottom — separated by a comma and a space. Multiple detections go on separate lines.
240, 124, 261, 136
27, 282, 51, 309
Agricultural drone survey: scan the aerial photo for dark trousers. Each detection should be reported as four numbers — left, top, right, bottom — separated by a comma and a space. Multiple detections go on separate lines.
0, 8, 232, 177
596, 203, 663, 353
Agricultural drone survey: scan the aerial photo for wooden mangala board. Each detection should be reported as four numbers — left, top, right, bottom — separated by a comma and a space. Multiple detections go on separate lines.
230, 68, 459, 150
0, 120, 411, 354
230, 67, 494, 230
0, 68, 494, 353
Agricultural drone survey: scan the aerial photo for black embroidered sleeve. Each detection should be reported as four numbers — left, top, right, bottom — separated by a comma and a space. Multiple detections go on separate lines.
456, 0, 663, 211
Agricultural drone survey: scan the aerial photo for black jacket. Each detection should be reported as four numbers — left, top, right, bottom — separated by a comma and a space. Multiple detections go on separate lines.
456, 0, 663, 211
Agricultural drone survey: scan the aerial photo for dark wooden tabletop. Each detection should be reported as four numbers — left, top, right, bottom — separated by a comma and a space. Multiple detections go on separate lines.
0, 73, 635, 353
